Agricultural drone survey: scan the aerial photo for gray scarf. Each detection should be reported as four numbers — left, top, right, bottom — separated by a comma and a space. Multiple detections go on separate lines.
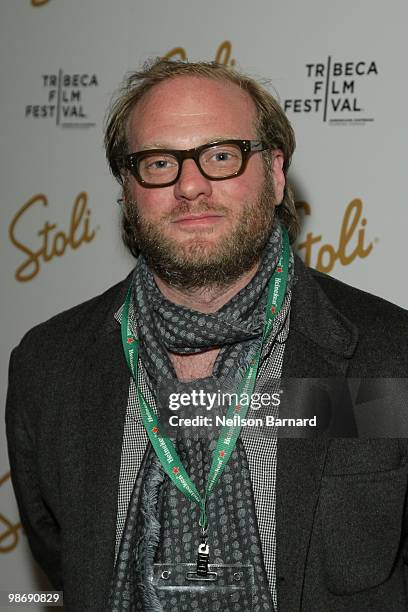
108, 224, 294, 611
131, 223, 284, 387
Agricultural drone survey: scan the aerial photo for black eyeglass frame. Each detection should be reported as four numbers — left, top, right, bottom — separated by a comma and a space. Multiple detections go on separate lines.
120, 139, 269, 188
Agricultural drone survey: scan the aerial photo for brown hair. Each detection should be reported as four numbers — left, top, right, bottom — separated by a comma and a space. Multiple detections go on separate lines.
105, 58, 298, 244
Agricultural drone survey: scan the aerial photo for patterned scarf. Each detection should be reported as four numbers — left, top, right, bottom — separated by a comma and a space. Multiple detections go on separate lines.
108, 223, 295, 611
131, 222, 284, 387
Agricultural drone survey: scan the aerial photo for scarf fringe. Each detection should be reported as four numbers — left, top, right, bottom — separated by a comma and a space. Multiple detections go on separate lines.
137, 457, 166, 612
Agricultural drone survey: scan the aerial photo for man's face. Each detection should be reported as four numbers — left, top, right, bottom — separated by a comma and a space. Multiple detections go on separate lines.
124, 76, 285, 288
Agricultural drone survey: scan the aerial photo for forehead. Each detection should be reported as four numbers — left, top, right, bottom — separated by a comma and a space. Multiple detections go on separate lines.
127, 75, 258, 149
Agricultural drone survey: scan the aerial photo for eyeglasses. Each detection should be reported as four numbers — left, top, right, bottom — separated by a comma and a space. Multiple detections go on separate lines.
121, 139, 269, 188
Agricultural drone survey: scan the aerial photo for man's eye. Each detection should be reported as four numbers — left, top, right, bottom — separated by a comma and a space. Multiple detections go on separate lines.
142, 156, 177, 171
203, 147, 241, 165
212, 151, 233, 162
149, 160, 169, 169
146, 159, 170, 169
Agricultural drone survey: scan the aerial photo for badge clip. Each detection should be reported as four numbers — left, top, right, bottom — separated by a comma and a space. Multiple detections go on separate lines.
186, 528, 217, 581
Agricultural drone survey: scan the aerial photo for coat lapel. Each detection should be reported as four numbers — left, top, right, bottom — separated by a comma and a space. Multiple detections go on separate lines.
276, 259, 359, 611
79, 278, 132, 610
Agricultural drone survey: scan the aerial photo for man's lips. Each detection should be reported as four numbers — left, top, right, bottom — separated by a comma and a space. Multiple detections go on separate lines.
171, 213, 225, 226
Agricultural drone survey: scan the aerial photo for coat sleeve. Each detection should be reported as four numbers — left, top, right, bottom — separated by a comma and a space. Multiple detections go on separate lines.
5, 347, 63, 590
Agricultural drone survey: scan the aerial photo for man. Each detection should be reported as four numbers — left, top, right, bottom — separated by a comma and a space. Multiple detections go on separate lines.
6, 58, 408, 611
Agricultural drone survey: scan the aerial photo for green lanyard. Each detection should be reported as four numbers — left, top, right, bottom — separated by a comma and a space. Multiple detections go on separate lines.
121, 227, 289, 531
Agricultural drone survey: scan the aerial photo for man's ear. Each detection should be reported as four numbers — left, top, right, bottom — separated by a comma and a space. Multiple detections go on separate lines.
271, 149, 285, 205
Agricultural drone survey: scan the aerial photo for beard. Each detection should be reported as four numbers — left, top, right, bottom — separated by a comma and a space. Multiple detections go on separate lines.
123, 176, 277, 290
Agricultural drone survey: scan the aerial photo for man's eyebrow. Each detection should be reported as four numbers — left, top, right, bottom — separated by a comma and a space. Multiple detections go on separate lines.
138, 142, 171, 150
137, 137, 241, 151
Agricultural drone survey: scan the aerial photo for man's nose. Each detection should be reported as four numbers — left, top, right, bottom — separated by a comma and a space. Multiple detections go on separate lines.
173, 158, 213, 201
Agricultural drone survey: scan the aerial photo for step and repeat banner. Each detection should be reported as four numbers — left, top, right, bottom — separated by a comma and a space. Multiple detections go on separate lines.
1, 0, 407, 604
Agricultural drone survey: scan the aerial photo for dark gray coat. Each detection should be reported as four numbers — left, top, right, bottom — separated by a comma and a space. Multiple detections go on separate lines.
6, 257, 408, 611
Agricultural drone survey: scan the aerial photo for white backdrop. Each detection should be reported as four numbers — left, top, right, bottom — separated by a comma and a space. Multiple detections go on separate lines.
1, 0, 407, 605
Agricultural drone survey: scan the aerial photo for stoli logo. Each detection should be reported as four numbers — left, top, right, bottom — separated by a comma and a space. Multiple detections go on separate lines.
295, 198, 374, 273
164, 40, 236, 67
0, 472, 22, 553
9, 192, 97, 282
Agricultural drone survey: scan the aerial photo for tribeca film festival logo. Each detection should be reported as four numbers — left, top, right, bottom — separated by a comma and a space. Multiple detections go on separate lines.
284, 58, 378, 125
9, 192, 97, 282
25, 71, 99, 128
